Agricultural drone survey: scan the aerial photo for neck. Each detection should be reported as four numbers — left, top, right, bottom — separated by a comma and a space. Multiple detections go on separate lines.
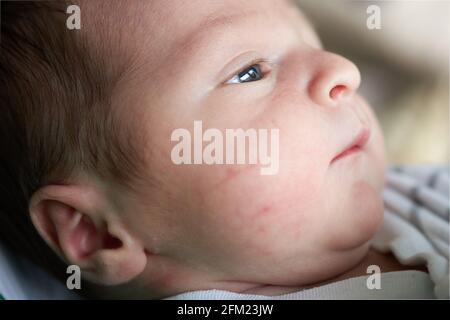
237, 248, 426, 297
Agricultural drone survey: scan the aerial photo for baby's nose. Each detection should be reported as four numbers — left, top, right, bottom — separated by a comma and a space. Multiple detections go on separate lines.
307, 50, 361, 108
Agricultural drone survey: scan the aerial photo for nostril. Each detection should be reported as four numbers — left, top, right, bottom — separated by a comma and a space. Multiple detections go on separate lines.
329, 84, 347, 100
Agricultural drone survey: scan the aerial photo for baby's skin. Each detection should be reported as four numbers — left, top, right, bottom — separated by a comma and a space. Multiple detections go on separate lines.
29, 0, 412, 299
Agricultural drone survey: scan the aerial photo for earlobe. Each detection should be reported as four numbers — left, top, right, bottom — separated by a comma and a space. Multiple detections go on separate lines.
82, 229, 148, 285
29, 184, 147, 286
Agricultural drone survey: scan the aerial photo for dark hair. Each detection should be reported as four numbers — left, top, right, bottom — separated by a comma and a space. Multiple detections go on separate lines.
0, 0, 141, 290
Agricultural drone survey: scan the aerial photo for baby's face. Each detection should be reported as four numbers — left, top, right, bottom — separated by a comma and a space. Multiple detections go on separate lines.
115, 0, 386, 289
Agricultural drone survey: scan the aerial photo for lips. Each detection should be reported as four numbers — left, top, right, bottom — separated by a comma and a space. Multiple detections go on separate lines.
331, 127, 370, 164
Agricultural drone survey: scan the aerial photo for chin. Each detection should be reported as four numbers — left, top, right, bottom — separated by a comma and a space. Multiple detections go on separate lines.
326, 179, 384, 251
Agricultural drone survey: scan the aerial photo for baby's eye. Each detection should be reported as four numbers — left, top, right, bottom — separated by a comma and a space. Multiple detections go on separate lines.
226, 64, 264, 84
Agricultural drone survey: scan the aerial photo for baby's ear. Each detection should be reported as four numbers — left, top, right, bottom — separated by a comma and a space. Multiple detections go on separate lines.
29, 184, 147, 286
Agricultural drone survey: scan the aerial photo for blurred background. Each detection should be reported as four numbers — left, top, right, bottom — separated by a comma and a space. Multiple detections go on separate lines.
296, 0, 449, 165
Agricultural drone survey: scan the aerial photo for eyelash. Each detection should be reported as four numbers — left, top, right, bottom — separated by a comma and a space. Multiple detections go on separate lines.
225, 62, 268, 85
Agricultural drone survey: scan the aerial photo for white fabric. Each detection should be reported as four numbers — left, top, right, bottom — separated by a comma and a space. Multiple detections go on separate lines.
166, 271, 435, 299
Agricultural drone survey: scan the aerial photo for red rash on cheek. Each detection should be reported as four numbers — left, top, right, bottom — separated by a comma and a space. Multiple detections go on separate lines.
254, 204, 273, 218
212, 165, 257, 190
211, 168, 276, 219
217, 167, 241, 187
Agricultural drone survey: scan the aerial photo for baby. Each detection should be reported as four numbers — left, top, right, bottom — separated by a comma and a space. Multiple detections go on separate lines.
0, 0, 426, 299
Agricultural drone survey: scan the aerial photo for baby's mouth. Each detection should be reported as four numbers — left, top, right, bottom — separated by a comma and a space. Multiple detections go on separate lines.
331, 145, 362, 164
330, 128, 370, 164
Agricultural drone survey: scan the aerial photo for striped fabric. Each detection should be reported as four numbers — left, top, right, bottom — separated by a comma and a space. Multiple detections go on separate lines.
385, 165, 449, 257
373, 164, 449, 299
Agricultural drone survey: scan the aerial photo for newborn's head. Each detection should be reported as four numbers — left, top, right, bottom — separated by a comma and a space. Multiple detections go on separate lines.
0, 0, 386, 298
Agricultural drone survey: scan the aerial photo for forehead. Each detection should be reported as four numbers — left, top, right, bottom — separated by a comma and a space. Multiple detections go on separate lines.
109, 0, 318, 68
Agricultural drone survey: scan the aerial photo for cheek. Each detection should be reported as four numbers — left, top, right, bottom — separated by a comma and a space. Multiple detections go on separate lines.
193, 163, 325, 268
175, 110, 332, 271
367, 107, 387, 189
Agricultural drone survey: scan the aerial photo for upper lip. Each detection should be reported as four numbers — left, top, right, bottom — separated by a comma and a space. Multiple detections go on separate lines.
331, 127, 371, 163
